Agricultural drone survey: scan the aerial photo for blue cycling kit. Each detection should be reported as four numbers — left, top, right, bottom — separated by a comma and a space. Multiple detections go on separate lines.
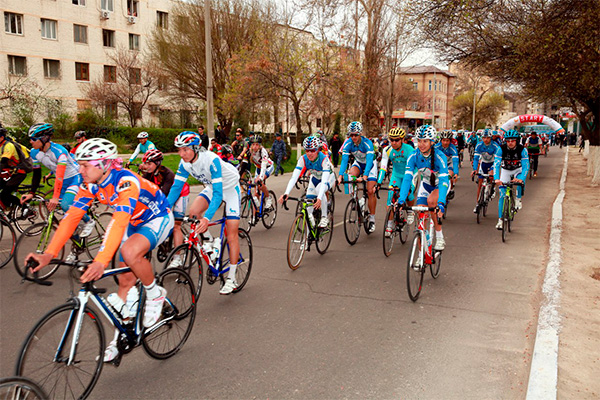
339, 137, 376, 180
398, 148, 450, 206
434, 142, 460, 174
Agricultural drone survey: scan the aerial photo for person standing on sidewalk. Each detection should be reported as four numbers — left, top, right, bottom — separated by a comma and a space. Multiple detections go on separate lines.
198, 125, 209, 149
271, 132, 287, 176
329, 132, 343, 167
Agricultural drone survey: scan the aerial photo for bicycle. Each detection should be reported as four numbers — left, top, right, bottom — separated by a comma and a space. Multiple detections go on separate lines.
0, 376, 47, 399
379, 187, 410, 257
163, 215, 253, 300
404, 205, 443, 302
1, 183, 48, 234
0, 208, 17, 269
239, 182, 277, 232
282, 196, 334, 270
13, 207, 112, 281
340, 178, 375, 245
15, 259, 196, 400
500, 181, 523, 243
473, 172, 495, 224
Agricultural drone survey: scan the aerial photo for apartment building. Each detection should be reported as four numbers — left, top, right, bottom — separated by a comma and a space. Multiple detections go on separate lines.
1, 0, 174, 123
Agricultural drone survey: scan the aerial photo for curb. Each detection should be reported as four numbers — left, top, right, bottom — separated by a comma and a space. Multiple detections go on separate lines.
526, 149, 568, 399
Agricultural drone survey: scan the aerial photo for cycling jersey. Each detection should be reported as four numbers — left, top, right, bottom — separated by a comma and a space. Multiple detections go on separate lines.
377, 144, 414, 186
434, 142, 459, 174
169, 150, 240, 221
284, 152, 334, 200
129, 140, 156, 162
526, 136, 541, 154
142, 165, 190, 197
70, 140, 86, 155
473, 141, 500, 170
468, 135, 479, 146
399, 148, 449, 205
249, 146, 274, 180
210, 142, 223, 158
30, 142, 81, 199
339, 136, 376, 178
456, 134, 465, 150
0, 140, 29, 173
46, 168, 171, 266
493, 144, 530, 180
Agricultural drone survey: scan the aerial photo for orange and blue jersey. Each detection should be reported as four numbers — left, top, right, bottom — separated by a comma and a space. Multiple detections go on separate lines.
46, 168, 170, 266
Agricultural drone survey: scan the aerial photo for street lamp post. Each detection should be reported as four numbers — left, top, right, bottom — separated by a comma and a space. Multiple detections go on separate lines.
205, 0, 214, 139
471, 77, 480, 132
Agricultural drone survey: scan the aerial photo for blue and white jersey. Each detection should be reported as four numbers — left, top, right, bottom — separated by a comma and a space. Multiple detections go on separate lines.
30, 142, 80, 179
129, 140, 156, 162
472, 141, 500, 169
168, 150, 240, 220
284, 152, 333, 199
434, 142, 459, 174
339, 137, 376, 176
399, 148, 450, 205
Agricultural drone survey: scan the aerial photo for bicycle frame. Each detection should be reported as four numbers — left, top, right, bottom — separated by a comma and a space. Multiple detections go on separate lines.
245, 183, 266, 217
182, 216, 235, 278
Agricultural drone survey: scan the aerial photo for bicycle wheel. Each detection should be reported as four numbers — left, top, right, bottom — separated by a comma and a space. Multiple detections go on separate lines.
0, 218, 16, 269
0, 376, 48, 400
382, 207, 395, 257
287, 214, 308, 270
219, 228, 253, 292
15, 302, 104, 400
83, 212, 113, 259
14, 222, 63, 280
430, 250, 442, 279
502, 197, 510, 243
261, 190, 278, 229
398, 208, 409, 244
142, 268, 196, 359
239, 195, 253, 233
315, 211, 333, 255
482, 186, 490, 217
164, 244, 203, 301
406, 233, 425, 302
476, 187, 486, 224
328, 189, 335, 214
343, 199, 361, 245
13, 194, 46, 235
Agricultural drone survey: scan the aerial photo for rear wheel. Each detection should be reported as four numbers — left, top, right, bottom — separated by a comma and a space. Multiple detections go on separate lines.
164, 244, 203, 301
219, 228, 253, 292
382, 207, 395, 257
239, 195, 253, 233
13, 194, 46, 235
476, 186, 486, 224
0, 219, 16, 269
406, 233, 425, 302
430, 250, 442, 279
0, 376, 48, 400
287, 214, 308, 270
343, 199, 360, 245
14, 222, 63, 280
315, 211, 333, 255
261, 190, 278, 229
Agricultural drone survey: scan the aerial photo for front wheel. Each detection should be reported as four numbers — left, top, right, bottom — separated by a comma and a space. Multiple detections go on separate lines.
15, 302, 105, 400
430, 250, 442, 279
287, 214, 308, 270
239, 195, 253, 233
164, 244, 203, 301
343, 199, 361, 245
315, 212, 333, 255
501, 198, 510, 242
261, 190, 278, 229
0, 219, 16, 269
219, 228, 253, 293
0, 376, 48, 400
12, 194, 46, 235
406, 233, 425, 302
382, 207, 396, 257
14, 222, 63, 280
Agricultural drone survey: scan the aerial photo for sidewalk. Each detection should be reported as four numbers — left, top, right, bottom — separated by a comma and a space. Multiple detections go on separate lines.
557, 148, 600, 398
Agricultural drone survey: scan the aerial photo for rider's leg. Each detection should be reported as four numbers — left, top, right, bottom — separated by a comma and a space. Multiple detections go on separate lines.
367, 180, 377, 216
427, 189, 441, 233
224, 218, 240, 279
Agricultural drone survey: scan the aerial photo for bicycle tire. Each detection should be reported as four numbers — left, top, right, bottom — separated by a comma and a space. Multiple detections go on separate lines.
261, 190, 278, 229
430, 250, 442, 279
382, 207, 395, 257
219, 228, 253, 292
239, 195, 253, 233
398, 209, 409, 244
502, 197, 509, 242
15, 302, 104, 400
315, 211, 333, 255
0, 376, 48, 400
142, 268, 196, 359
13, 194, 46, 235
362, 201, 372, 235
287, 214, 307, 270
476, 186, 486, 224
343, 199, 360, 245
406, 233, 425, 302
0, 218, 16, 269
164, 244, 203, 301
14, 222, 63, 281
83, 212, 113, 260
328, 189, 335, 214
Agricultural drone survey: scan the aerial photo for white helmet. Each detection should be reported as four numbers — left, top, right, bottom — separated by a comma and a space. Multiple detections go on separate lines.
75, 138, 118, 162
137, 131, 149, 139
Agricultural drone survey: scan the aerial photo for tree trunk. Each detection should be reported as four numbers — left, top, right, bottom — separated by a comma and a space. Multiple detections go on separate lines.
293, 101, 302, 145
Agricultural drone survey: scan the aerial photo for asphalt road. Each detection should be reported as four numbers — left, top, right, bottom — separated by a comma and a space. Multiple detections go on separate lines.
0, 147, 565, 399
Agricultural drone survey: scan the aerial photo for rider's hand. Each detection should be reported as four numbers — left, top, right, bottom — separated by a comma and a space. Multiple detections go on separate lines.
495, 179, 503, 185
513, 178, 523, 184
437, 204, 445, 218
80, 261, 106, 283
125, 161, 131, 168
278, 194, 288, 204
26, 252, 54, 273
362, 175, 368, 182
47, 197, 60, 212
0, 171, 10, 180
195, 217, 210, 234
21, 193, 34, 204
337, 175, 343, 184
314, 198, 322, 210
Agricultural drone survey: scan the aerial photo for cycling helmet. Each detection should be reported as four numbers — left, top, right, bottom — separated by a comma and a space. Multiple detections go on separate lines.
28, 123, 54, 141
74, 130, 87, 139
249, 134, 262, 144
481, 129, 492, 138
142, 149, 164, 164
504, 129, 520, 139
137, 131, 149, 139
222, 144, 233, 155
303, 136, 321, 151
491, 130, 499, 136
347, 121, 363, 135
75, 138, 118, 162
388, 128, 406, 139
415, 125, 436, 140
439, 130, 453, 139
174, 131, 201, 148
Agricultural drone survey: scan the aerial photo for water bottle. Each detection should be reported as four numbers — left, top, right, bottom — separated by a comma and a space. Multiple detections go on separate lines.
359, 197, 366, 211
202, 239, 214, 256
425, 228, 431, 249
126, 286, 139, 321
211, 237, 221, 263
107, 293, 128, 319
252, 194, 260, 208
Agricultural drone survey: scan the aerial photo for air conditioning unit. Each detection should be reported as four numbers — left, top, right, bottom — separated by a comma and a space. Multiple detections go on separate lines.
100, 10, 111, 19
127, 16, 137, 24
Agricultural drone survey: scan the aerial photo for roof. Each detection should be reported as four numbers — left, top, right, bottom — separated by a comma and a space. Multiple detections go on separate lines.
400, 66, 455, 77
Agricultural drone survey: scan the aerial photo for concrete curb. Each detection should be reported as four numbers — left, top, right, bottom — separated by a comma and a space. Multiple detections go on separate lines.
526, 149, 568, 399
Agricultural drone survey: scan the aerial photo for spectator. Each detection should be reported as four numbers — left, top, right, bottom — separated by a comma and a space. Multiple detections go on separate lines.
215, 124, 227, 144
271, 132, 287, 176
329, 132, 343, 167
198, 125, 209, 149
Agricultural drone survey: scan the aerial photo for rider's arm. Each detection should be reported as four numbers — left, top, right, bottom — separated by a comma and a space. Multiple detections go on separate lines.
129, 143, 141, 162
338, 141, 351, 176
398, 153, 417, 203
451, 146, 459, 175
518, 148, 530, 181
284, 156, 305, 196
363, 140, 375, 177
377, 147, 390, 184
30, 166, 42, 194
52, 150, 70, 199
436, 152, 450, 205
317, 157, 333, 200
472, 143, 481, 171
493, 146, 503, 180
167, 160, 190, 207
160, 168, 175, 194
258, 147, 269, 180
204, 158, 224, 221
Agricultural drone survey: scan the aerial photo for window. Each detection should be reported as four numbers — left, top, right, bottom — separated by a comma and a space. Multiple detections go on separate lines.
102, 29, 115, 47
8, 55, 27, 76
316, 118, 322, 128
104, 65, 116, 82
105, 102, 118, 118
74, 24, 87, 43
77, 99, 91, 111
129, 68, 141, 84
101, 0, 114, 12
158, 76, 168, 91
72, 0, 86, 5
75, 62, 89, 81
412, 102, 418, 111
4, 12, 23, 35
43, 59, 60, 78
127, 0, 139, 16
413, 82, 418, 90
129, 34, 140, 50
133, 102, 142, 120
428, 80, 431, 91
41, 19, 57, 40
157, 11, 168, 29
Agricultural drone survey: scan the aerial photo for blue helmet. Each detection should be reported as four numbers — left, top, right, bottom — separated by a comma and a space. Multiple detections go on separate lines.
28, 123, 54, 141
174, 131, 201, 148
415, 125, 437, 140
504, 129, 520, 139
347, 121, 363, 135
481, 129, 492, 138
303, 136, 321, 151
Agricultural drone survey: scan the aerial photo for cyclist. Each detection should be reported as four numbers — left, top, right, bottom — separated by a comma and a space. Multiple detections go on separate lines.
71, 130, 87, 155
467, 131, 479, 157
168, 131, 242, 295
248, 134, 274, 210
0, 124, 29, 212
26, 138, 174, 362
126, 131, 156, 168
397, 125, 449, 251
232, 128, 251, 179
493, 129, 530, 230
278, 136, 334, 228
337, 121, 378, 233
209, 138, 223, 158
22, 123, 95, 237
525, 131, 541, 177
471, 129, 500, 212
456, 130, 466, 165
434, 130, 460, 200
140, 149, 190, 269
376, 128, 415, 237
404, 132, 415, 148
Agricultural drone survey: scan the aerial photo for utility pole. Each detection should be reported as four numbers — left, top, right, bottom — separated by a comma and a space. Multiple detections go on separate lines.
204, 0, 214, 139
471, 77, 479, 132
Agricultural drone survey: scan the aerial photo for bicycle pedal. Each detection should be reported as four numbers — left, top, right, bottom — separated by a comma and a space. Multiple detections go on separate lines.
106, 353, 123, 367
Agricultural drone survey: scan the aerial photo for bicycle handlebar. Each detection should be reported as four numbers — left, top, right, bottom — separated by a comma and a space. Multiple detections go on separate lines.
25, 260, 52, 286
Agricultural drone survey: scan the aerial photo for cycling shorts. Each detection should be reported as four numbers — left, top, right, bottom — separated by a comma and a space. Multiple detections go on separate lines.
173, 195, 189, 220
199, 183, 241, 220
350, 160, 378, 181
499, 167, 522, 185
306, 174, 335, 200
119, 212, 174, 261
478, 162, 494, 178
388, 174, 414, 206
255, 165, 274, 180
416, 181, 437, 206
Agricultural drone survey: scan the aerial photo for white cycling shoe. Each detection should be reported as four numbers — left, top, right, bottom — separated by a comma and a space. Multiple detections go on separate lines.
318, 216, 329, 228
143, 287, 166, 328
168, 256, 182, 269
79, 219, 96, 238
496, 219, 503, 230
433, 237, 446, 251
220, 278, 237, 295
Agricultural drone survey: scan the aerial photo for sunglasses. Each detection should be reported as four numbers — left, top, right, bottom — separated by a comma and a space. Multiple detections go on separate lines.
349, 134, 359, 137
305, 149, 318, 153
389, 138, 402, 142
